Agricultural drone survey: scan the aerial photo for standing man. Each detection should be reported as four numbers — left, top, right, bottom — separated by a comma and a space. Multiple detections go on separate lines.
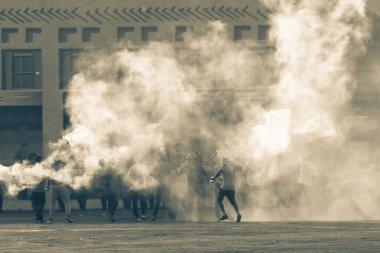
14, 142, 33, 162
47, 160, 74, 223
31, 156, 48, 223
210, 158, 242, 222
93, 159, 120, 222
0, 180, 5, 212
14, 143, 34, 200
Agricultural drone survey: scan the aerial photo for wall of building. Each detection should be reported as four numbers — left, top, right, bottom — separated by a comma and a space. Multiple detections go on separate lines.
0, 0, 270, 162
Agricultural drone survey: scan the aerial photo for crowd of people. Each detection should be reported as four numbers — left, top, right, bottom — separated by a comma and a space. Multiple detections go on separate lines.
1, 141, 244, 224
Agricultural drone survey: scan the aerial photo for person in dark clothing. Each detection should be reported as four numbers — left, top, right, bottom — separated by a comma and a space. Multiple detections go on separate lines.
122, 190, 132, 210
0, 181, 5, 212
57, 195, 66, 211
131, 190, 147, 221
29, 156, 48, 223
152, 184, 177, 221
93, 159, 121, 222
151, 151, 176, 221
31, 180, 47, 223
180, 149, 208, 220
75, 188, 89, 212
31, 176, 48, 223
14, 142, 33, 162
210, 158, 242, 222
47, 160, 74, 223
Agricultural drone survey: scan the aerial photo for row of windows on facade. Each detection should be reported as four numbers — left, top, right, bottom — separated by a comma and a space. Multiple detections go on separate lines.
1, 24, 269, 90
0, 25, 269, 43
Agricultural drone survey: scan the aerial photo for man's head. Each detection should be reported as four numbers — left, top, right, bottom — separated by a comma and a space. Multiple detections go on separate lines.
35, 156, 42, 163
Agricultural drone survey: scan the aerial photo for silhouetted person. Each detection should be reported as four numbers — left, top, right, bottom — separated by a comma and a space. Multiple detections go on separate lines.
152, 151, 176, 221
93, 159, 121, 222
30, 156, 48, 223
122, 190, 132, 210
0, 181, 5, 212
57, 195, 66, 211
75, 187, 89, 212
47, 160, 74, 223
210, 158, 242, 222
14, 142, 33, 162
15, 144, 34, 201
131, 190, 147, 222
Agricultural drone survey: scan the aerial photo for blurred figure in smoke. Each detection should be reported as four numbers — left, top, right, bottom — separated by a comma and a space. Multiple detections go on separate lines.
213, 173, 223, 220
14, 142, 33, 163
180, 139, 208, 220
126, 149, 161, 222
166, 143, 191, 219
47, 160, 74, 223
121, 158, 135, 211
204, 149, 223, 220
0, 181, 5, 212
151, 149, 177, 221
127, 165, 149, 222
31, 156, 48, 223
210, 158, 242, 222
27, 153, 39, 211
131, 189, 147, 222
75, 187, 89, 213
297, 155, 319, 217
15, 146, 35, 201
92, 159, 121, 222
28, 154, 41, 212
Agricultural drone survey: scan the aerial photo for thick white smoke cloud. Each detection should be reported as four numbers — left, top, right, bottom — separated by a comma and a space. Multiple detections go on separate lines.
0, 0, 378, 221
252, 0, 375, 220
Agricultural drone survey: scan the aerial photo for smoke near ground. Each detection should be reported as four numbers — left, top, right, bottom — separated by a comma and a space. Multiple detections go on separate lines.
0, 0, 379, 220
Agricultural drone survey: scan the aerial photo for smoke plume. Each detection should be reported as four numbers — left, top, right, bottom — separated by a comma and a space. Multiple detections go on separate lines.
0, 0, 378, 221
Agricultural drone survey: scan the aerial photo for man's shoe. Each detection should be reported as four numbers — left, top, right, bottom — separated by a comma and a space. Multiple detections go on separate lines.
46, 219, 53, 224
33, 217, 42, 224
108, 215, 116, 222
219, 214, 229, 221
141, 215, 146, 220
135, 217, 142, 222
65, 216, 74, 223
236, 214, 242, 223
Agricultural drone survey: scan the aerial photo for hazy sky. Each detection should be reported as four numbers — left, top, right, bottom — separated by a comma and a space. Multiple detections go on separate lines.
368, 0, 380, 15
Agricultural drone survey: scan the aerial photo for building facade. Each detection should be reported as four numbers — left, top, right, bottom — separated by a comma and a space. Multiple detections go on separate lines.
0, 0, 270, 164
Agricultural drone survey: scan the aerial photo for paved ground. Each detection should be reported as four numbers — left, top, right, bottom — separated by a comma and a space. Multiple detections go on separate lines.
0, 210, 379, 252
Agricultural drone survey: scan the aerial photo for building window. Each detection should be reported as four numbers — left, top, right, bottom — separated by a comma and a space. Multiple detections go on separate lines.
234, 26, 251, 41
141, 26, 158, 42
258, 25, 270, 41
0, 106, 42, 131
117, 27, 134, 41
59, 28, 77, 43
1, 28, 18, 43
59, 49, 89, 89
175, 26, 187, 41
26, 28, 42, 43
82, 27, 100, 42
2, 50, 42, 90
